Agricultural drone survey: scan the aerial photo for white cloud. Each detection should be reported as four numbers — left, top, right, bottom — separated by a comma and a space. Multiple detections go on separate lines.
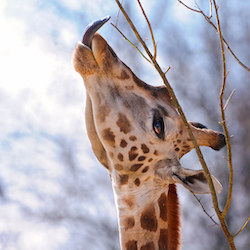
0, 0, 79, 95
60, 0, 115, 16
0, 0, 88, 137
0, 1, 100, 249
19, 225, 69, 250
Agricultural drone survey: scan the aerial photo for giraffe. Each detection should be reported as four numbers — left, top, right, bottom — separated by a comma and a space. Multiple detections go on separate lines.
73, 17, 225, 250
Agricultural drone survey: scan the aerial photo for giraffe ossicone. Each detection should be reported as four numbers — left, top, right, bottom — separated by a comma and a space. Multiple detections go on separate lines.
73, 17, 225, 250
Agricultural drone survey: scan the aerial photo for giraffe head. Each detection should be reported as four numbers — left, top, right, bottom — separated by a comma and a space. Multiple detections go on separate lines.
73, 17, 226, 249
73, 16, 225, 195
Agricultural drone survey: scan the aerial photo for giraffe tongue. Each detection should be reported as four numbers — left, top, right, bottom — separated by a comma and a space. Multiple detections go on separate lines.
82, 16, 111, 48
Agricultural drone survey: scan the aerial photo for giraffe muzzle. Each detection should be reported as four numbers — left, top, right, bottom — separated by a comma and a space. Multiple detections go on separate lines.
82, 16, 111, 48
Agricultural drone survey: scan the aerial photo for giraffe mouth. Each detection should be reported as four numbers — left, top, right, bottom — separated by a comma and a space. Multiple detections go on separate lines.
82, 16, 111, 49
74, 16, 127, 77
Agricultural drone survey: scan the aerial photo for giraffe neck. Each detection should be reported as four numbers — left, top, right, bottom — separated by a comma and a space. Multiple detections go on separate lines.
112, 174, 181, 250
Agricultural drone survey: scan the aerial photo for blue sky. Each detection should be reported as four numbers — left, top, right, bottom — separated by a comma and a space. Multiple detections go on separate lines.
0, 0, 194, 248
2, 0, 248, 249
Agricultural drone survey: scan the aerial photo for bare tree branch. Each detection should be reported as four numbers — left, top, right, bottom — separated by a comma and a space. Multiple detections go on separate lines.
114, 0, 221, 237
137, 0, 157, 60
212, 1, 236, 248
233, 217, 250, 239
111, 23, 151, 63
224, 89, 236, 111
190, 191, 219, 226
177, 0, 250, 72
114, 0, 247, 249
208, 0, 213, 18
164, 66, 171, 75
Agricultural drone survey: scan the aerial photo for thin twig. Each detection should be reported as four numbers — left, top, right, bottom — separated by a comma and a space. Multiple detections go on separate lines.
111, 23, 151, 63
212, 1, 236, 249
115, 0, 122, 26
208, 0, 213, 19
190, 191, 219, 226
212, 0, 233, 219
177, 0, 201, 13
137, 0, 157, 60
224, 89, 236, 111
233, 217, 250, 239
164, 66, 171, 75
177, 0, 250, 72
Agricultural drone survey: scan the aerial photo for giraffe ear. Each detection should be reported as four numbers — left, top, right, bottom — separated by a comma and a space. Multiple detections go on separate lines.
172, 168, 222, 194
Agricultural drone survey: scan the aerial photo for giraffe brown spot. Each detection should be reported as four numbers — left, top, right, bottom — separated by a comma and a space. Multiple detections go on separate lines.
118, 153, 124, 162
124, 217, 135, 231
180, 130, 183, 135
123, 196, 135, 209
120, 175, 129, 185
140, 242, 155, 250
154, 150, 159, 156
98, 105, 111, 123
141, 144, 150, 154
130, 163, 143, 172
115, 164, 123, 171
129, 146, 138, 161
144, 176, 152, 182
158, 229, 168, 250
142, 166, 149, 173
177, 139, 181, 143
116, 113, 132, 134
175, 148, 180, 152
125, 85, 134, 90
102, 128, 115, 147
134, 178, 140, 186
140, 204, 158, 232
129, 136, 137, 141
138, 156, 146, 162
129, 153, 138, 161
118, 70, 130, 80
120, 139, 128, 148
148, 158, 153, 163
158, 192, 168, 222
125, 240, 138, 250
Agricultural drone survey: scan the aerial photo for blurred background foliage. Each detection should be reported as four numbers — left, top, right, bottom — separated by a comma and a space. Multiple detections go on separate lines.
0, 0, 249, 249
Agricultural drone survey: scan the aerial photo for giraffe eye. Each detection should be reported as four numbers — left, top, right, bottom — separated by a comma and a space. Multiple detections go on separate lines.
153, 117, 165, 139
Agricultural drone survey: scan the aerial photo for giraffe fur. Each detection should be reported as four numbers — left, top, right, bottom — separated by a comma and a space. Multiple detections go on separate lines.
73, 17, 225, 250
